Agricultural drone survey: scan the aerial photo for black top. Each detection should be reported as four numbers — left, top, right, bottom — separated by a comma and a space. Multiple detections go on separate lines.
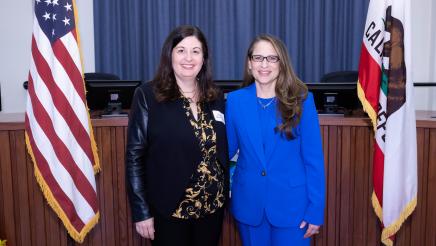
125, 82, 229, 222
172, 96, 225, 219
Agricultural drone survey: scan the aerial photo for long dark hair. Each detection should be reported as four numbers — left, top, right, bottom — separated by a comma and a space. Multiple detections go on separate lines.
153, 25, 219, 102
243, 34, 308, 139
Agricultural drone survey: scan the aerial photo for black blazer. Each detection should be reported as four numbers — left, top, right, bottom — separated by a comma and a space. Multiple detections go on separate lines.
125, 82, 229, 222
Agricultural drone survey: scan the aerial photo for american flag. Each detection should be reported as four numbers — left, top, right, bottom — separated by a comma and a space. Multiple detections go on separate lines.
25, 0, 100, 242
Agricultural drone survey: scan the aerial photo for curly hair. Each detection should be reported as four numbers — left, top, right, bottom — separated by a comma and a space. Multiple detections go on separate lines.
242, 34, 308, 140
153, 25, 219, 102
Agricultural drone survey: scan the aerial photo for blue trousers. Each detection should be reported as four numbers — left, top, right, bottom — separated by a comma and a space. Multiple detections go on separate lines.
237, 213, 310, 246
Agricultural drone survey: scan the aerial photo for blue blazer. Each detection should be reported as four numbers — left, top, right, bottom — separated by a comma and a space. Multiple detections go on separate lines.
226, 83, 325, 227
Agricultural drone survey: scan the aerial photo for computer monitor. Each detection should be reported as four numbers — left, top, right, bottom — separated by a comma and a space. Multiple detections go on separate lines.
214, 80, 242, 98
85, 79, 142, 117
305, 82, 362, 115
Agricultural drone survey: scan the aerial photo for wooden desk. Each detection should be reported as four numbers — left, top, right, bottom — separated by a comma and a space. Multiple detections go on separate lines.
1, 112, 435, 246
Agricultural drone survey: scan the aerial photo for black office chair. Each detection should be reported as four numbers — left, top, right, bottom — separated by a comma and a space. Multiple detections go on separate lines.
22, 72, 120, 90
320, 70, 358, 83
84, 72, 122, 115
84, 72, 120, 81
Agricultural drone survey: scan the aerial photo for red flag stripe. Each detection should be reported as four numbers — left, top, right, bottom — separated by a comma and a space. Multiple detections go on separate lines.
358, 44, 381, 113
32, 24, 90, 131
59, 31, 83, 76
52, 39, 86, 103
31, 36, 96, 166
27, 75, 98, 213
25, 115, 86, 231
373, 141, 384, 206
29, 57, 97, 189
31, 33, 94, 160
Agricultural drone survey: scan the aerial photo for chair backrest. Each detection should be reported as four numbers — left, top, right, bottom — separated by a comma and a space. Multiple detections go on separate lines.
320, 71, 358, 83
84, 72, 120, 81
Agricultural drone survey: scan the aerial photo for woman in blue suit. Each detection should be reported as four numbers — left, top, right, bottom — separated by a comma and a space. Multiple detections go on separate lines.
226, 34, 326, 246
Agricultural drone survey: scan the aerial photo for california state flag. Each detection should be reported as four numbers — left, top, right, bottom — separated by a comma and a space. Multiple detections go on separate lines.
357, 0, 417, 245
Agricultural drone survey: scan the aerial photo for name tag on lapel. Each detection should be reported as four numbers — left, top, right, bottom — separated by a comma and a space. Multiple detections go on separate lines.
212, 110, 225, 124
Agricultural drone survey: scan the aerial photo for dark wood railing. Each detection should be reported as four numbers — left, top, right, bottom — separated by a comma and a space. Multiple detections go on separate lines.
1, 112, 435, 246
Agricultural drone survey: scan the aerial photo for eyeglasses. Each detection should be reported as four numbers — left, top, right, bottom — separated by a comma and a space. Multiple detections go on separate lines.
250, 55, 280, 63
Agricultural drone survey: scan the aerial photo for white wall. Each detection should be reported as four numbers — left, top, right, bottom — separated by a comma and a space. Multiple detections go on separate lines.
0, 1, 434, 113
412, 0, 436, 111
76, 0, 95, 75
0, 0, 94, 113
0, 0, 32, 113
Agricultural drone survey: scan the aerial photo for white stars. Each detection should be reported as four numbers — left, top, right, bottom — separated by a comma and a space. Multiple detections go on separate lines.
62, 16, 71, 26
64, 2, 72, 12
37, 0, 75, 36
42, 12, 51, 21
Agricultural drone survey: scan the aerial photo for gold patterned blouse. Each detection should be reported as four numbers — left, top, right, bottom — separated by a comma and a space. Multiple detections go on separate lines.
172, 97, 225, 219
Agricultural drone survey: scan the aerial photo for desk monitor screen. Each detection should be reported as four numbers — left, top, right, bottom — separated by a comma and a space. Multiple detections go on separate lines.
214, 80, 242, 99
305, 82, 361, 115
85, 80, 142, 116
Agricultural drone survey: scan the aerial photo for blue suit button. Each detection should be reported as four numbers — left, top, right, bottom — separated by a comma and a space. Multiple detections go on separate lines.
261, 170, 266, 176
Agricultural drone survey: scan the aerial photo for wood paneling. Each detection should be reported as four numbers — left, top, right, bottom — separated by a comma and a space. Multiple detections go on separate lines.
0, 113, 435, 246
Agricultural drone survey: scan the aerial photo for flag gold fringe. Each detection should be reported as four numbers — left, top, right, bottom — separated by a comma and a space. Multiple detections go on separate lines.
25, 133, 100, 243
89, 122, 101, 174
381, 197, 417, 246
72, 0, 101, 173
357, 81, 377, 132
0, 239, 6, 246
371, 192, 383, 222
372, 191, 417, 246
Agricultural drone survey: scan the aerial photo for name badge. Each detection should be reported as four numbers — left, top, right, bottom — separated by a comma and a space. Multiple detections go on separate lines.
212, 110, 225, 124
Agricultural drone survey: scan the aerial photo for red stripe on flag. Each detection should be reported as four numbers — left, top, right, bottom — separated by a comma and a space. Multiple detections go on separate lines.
27, 74, 98, 213
31, 36, 96, 167
373, 142, 384, 207
52, 40, 86, 103
358, 44, 381, 113
25, 115, 86, 232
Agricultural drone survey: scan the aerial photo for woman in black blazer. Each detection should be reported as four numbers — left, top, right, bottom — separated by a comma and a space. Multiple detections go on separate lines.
125, 25, 228, 246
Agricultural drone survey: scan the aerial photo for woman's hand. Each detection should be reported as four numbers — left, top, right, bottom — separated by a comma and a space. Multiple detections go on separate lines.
300, 220, 320, 238
135, 217, 155, 240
